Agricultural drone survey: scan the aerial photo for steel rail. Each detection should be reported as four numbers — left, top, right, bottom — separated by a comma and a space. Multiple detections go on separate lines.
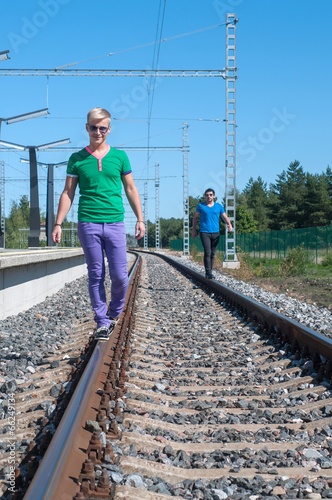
143, 251, 332, 364
22, 250, 332, 498
23, 253, 140, 500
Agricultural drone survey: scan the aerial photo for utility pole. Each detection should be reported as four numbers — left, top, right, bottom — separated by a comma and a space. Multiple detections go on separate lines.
143, 181, 148, 251
223, 13, 240, 268
182, 123, 189, 257
28, 147, 40, 247
21, 159, 67, 246
155, 162, 160, 251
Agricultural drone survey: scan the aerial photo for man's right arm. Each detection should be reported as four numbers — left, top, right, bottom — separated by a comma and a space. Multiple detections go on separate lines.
52, 176, 78, 244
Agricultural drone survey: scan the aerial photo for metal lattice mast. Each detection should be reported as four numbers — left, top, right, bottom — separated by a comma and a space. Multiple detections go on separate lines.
0, 161, 5, 248
182, 123, 189, 256
143, 181, 148, 250
0, 69, 226, 78
224, 13, 238, 264
155, 162, 160, 251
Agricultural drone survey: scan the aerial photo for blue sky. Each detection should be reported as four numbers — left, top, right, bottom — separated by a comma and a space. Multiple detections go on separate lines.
1, 0, 331, 235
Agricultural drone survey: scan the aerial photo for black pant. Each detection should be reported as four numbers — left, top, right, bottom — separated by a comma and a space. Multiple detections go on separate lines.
200, 232, 220, 276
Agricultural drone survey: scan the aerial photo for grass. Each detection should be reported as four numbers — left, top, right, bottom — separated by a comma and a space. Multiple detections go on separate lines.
190, 246, 332, 279
189, 245, 332, 310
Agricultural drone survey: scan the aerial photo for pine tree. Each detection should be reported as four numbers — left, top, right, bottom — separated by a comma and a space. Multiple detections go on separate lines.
269, 160, 306, 229
304, 173, 332, 226
243, 176, 270, 230
324, 166, 332, 201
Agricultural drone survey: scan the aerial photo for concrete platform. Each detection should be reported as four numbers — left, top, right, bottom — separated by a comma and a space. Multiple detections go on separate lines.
0, 248, 86, 320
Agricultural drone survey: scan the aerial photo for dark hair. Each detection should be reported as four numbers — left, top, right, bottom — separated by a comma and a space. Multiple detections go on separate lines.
204, 188, 215, 196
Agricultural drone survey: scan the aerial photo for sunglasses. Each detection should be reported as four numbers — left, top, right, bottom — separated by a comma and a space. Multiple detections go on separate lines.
205, 193, 214, 197
88, 125, 109, 134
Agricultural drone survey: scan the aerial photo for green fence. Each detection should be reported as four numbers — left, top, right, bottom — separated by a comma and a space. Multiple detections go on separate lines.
171, 234, 226, 256
171, 225, 332, 264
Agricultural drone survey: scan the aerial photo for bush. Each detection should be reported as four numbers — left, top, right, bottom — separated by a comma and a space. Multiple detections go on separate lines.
254, 262, 279, 278
322, 250, 332, 267
239, 255, 280, 278
231, 252, 254, 281
281, 244, 311, 276
190, 243, 203, 265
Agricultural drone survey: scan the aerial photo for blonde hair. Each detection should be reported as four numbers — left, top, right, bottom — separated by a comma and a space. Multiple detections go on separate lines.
87, 107, 111, 124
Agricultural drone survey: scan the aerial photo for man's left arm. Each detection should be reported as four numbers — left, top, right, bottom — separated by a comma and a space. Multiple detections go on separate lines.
221, 211, 233, 232
122, 173, 146, 240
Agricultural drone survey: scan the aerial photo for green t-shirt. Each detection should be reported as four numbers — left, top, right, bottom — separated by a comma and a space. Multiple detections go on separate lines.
66, 146, 132, 222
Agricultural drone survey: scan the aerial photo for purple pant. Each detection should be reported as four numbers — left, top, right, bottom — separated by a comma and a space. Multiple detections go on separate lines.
77, 221, 128, 328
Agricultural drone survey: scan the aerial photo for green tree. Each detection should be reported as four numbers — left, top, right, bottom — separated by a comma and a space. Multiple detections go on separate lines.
160, 217, 183, 247
304, 172, 332, 227
136, 217, 183, 249
243, 176, 270, 230
325, 166, 332, 199
235, 206, 257, 233
269, 160, 307, 229
189, 195, 203, 230
5, 195, 30, 248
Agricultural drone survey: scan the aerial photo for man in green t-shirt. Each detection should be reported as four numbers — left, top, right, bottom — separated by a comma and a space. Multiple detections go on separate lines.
52, 107, 145, 340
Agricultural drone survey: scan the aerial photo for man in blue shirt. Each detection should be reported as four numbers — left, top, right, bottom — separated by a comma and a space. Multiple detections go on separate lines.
192, 188, 233, 278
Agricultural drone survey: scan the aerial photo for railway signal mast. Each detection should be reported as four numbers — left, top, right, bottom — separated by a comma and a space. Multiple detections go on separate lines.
223, 13, 240, 268
182, 123, 190, 257
155, 162, 160, 251
143, 182, 148, 250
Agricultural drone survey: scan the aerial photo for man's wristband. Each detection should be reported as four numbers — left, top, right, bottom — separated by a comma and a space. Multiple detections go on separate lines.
136, 220, 144, 223
54, 223, 62, 227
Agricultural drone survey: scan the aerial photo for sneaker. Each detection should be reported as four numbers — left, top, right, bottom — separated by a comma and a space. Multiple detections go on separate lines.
205, 273, 213, 279
108, 317, 118, 335
94, 326, 111, 341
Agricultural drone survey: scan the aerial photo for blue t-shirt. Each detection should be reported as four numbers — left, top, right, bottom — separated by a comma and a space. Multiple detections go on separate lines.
196, 202, 225, 233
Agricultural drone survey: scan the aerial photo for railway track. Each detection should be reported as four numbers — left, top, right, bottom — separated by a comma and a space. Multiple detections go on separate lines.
5, 252, 332, 499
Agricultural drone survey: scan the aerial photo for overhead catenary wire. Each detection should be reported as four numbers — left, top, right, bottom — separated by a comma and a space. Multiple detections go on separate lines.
115, 126, 183, 148
55, 21, 226, 70
149, 0, 167, 123
146, 0, 167, 174
113, 117, 222, 122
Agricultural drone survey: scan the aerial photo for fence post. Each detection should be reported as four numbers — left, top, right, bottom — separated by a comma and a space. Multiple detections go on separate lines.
327, 226, 329, 255
316, 226, 318, 264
